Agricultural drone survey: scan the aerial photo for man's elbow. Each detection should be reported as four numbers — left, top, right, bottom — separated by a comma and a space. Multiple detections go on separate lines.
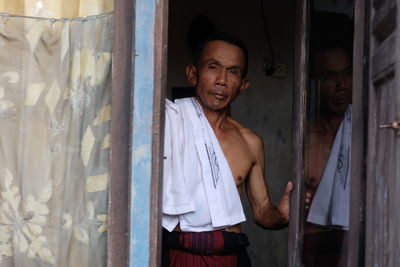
253, 211, 289, 230
252, 214, 271, 229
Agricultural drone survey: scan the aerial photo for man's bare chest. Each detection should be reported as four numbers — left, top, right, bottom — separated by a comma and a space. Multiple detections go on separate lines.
217, 134, 254, 186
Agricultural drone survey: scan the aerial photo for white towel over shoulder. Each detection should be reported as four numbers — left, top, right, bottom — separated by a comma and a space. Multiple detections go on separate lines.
162, 97, 246, 232
307, 105, 352, 230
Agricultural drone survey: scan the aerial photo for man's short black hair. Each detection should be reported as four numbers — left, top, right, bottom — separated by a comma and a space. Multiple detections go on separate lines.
193, 31, 249, 78
310, 11, 354, 77
311, 44, 353, 78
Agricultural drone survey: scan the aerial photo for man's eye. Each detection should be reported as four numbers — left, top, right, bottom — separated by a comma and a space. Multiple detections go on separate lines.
229, 69, 239, 75
209, 64, 218, 69
343, 69, 353, 76
321, 72, 336, 80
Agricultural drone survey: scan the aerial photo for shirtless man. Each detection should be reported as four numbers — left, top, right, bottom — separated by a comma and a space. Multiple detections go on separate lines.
162, 32, 292, 267
305, 45, 352, 224
304, 45, 352, 266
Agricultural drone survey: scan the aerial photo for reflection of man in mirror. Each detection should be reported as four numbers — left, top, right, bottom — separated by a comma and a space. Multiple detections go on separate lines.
304, 44, 353, 266
306, 45, 352, 206
162, 31, 292, 267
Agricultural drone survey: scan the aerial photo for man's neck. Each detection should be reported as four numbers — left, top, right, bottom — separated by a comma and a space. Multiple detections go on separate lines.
204, 109, 230, 129
318, 113, 344, 135
195, 97, 231, 129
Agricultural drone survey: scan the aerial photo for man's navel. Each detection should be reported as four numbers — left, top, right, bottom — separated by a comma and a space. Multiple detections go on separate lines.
236, 176, 244, 182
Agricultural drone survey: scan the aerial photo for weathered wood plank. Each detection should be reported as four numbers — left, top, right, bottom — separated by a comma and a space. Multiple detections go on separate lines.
371, 33, 395, 83
108, 0, 134, 266
366, 0, 400, 266
129, 0, 157, 266
348, 0, 368, 266
372, 0, 396, 43
287, 0, 309, 266
128, 0, 168, 266
373, 0, 386, 9
150, 0, 168, 266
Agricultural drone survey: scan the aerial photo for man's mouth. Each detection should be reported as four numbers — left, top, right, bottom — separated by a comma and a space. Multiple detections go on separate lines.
335, 96, 350, 104
209, 92, 227, 100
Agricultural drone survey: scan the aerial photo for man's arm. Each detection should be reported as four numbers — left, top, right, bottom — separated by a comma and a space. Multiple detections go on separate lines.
245, 133, 292, 229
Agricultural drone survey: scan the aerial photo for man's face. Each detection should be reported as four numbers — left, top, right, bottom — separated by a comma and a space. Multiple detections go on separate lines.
315, 47, 352, 115
186, 40, 249, 111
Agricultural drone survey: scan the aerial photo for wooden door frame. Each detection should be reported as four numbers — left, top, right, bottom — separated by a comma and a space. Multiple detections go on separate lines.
287, 0, 310, 265
348, 0, 368, 266
108, 0, 168, 266
108, 0, 134, 265
110, 0, 370, 266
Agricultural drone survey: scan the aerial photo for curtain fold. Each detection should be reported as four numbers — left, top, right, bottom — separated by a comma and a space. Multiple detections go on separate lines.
0, 0, 113, 18
0, 11, 112, 267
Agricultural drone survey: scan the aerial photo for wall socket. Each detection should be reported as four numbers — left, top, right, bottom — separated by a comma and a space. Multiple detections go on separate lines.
263, 59, 286, 78
272, 62, 286, 78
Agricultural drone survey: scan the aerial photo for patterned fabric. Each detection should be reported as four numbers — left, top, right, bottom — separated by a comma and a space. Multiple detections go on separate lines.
167, 250, 237, 267
0, 12, 112, 267
0, 0, 113, 18
307, 105, 352, 230
163, 230, 251, 267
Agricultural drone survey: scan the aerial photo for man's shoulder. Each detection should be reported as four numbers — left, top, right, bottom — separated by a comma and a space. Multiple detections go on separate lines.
229, 118, 263, 149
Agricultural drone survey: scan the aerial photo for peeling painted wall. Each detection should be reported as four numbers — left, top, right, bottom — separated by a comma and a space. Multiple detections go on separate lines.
167, 0, 295, 266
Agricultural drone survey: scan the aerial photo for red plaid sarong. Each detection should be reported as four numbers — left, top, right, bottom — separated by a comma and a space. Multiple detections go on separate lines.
162, 229, 251, 267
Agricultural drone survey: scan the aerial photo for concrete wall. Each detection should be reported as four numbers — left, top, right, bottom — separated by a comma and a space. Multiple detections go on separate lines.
167, 1, 295, 266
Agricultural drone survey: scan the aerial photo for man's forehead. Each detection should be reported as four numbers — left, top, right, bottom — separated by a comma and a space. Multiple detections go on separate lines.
203, 40, 237, 49
200, 40, 245, 65
316, 48, 351, 71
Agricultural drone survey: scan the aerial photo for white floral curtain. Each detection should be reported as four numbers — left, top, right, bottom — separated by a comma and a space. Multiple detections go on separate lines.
0, 0, 113, 18
0, 7, 112, 267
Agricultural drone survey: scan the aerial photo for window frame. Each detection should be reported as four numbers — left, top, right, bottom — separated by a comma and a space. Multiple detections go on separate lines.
109, 0, 367, 266
287, 0, 366, 266
108, 0, 168, 266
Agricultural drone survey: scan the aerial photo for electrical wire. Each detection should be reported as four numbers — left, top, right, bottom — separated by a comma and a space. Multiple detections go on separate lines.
260, 0, 275, 75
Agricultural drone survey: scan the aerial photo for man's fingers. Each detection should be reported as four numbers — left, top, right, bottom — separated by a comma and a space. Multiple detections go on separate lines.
305, 191, 313, 210
285, 181, 293, 194
279, 181, 293, 206
305, 192, 312, 204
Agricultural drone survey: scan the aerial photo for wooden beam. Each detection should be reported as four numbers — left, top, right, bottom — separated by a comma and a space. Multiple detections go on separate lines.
150, 0, 168, 266
129, 0, 168, 266
108, 0, 134, 266
287, 0, 309, 266
348, 0, 368, 266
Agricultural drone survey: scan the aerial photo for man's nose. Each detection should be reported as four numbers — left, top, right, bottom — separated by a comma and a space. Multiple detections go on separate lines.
336, 73, 348, 90
215, 69, 227, 86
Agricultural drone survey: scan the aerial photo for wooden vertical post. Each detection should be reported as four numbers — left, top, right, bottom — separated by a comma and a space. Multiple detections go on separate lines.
287, 0, 309, 266
129, 0, 168, 266
108, 0, 134, 266
348, 0, 368, 266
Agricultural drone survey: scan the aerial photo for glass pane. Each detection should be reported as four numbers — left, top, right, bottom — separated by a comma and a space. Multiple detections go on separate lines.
303, 1, 354, 266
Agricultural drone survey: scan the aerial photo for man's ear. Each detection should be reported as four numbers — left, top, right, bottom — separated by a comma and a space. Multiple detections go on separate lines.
186, 65, 197, 85
239, 79, 250, 94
